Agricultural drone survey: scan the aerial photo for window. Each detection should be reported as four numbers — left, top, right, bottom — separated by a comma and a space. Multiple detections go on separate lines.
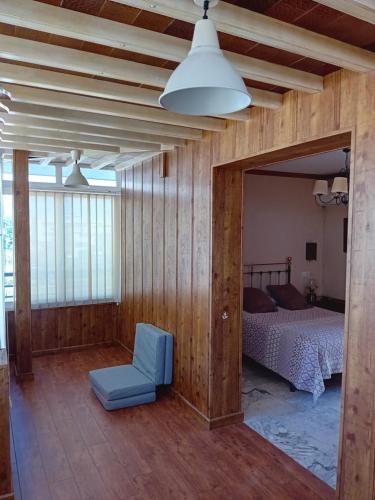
2, 159, 12, 181
1, 156, 121, 308
29, 164, 56, 183
62, 166, 117, 187
2, 194, 14, 303
29, 191, 120, 306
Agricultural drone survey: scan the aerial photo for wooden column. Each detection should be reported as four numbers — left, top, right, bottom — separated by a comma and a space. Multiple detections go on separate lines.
0, 349, 13, 500
13, 150, 33, 380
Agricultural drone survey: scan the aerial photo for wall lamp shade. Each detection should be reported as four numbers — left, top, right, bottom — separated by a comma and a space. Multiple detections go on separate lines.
331, 176, 348, 194
64, 163, 89, 187
312, 179, 328, 196
159, 19, 251, 116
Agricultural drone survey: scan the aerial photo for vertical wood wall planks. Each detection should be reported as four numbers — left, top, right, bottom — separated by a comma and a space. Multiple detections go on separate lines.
13, 149, 33, 380
152, 155, 165, 327
0, 349, 13, 499
142, 158, 153, 325
7, 303, 118, 356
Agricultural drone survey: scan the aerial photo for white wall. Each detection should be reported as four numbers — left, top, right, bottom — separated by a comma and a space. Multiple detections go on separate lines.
323, 205, 348, 300
243, 174, 347, 298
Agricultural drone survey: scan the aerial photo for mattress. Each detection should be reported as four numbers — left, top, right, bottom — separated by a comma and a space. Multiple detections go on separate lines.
243, 307, 345, 400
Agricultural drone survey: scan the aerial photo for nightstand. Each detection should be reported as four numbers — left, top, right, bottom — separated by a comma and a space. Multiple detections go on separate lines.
316, 296, 345, 313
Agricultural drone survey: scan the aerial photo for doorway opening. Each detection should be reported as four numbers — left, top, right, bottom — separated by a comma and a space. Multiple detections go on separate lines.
211, 132, 352, 492
242, 148, 349, 488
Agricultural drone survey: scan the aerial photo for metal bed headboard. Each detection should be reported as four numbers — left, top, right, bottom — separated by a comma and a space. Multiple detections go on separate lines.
243, 257, 292, 291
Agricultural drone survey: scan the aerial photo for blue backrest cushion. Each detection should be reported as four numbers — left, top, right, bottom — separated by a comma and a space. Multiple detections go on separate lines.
133, 323, 173, 385
133, 324, 165, 385
163, 333, 173, 384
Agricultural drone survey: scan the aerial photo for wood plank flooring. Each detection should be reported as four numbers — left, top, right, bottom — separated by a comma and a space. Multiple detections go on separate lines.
10, 346, 335, 500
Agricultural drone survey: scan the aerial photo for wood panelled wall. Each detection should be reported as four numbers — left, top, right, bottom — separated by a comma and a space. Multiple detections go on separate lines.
7, 303, 118, 356
119, 68, 375, 497
118, 140, 212, 420
13, 150, 32, 379
0, 349, 13, 499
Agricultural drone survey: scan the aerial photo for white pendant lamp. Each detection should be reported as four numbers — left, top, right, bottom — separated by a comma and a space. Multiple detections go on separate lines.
159, 0, 251, 116
64, 150, 89, 187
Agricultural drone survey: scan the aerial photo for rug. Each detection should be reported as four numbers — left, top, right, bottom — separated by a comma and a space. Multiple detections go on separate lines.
242, 361, 341, 489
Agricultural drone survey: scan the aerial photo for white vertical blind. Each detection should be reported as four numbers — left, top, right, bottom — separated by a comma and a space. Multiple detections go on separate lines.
29, 191, 120, 307
0, 158, 6, 348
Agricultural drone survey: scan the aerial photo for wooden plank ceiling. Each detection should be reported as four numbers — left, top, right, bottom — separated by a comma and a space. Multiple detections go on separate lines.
0, 0, 373, 169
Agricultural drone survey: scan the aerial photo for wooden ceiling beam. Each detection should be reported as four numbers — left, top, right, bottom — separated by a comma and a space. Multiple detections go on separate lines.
0, 125, 161, 152
115, 0, 375, 72
113, 152, 161, 171
0, 112, 185, 147
0, 102, 203, 141
0, 36, 281, 112
90, 154, 123, 170
313, 0, 375, 24
0, 0, 323, 93
0, 63, 279, 115
0, 61, 164, 107
2, 84, 226, 132
0, 134, 121, 153
0, 141, 74, 155
0, 34, 168, 88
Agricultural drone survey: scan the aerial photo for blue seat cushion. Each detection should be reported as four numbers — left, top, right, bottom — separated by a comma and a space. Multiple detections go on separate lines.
89, 364, 155, 401
92, 386, 156, 411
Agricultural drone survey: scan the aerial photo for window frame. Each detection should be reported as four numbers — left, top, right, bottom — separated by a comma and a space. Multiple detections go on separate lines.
3, 163, 121, 195
2, 162, 121, 310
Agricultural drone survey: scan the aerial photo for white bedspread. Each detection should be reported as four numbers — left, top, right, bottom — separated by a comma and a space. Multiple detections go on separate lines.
243, 307, 345, 400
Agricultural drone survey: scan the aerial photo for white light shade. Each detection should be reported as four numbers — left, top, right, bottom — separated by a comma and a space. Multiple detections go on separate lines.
331, 176, 348, 194
313, 179, 329, 196
64, 163, 89, 187
159, 19, 251, 116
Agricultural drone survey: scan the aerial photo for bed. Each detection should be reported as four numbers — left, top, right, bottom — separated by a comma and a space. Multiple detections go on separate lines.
242, 259, 345, 400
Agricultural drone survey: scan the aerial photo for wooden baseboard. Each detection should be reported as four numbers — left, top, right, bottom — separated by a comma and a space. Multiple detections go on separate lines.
14, 366, 34, 382
113, 339, 133, 357
172, 390, 244, 430
0, 493, 15, 499
207, 411, 244, 429
32, 341, 114, 357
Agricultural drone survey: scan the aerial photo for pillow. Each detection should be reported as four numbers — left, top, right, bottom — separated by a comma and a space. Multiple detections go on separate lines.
267, 283, 308, 310
243, 287, 277, 314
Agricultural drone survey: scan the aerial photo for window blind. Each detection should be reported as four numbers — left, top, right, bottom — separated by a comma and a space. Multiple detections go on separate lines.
29, 191, 120, 307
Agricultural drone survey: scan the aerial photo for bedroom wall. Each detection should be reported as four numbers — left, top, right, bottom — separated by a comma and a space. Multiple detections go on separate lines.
323, 205, 348, 300
243, 175, 349, 299
243, 175, 324, 294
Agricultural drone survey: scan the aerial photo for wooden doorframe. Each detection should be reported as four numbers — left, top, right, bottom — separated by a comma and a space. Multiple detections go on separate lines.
210, 130, 352, 493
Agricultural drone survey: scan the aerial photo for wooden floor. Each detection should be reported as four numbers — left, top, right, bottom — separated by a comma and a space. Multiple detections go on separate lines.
10, 346, 335, 500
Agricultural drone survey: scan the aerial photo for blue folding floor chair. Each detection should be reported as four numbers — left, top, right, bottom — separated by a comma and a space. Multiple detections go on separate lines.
89, 323, 173, 411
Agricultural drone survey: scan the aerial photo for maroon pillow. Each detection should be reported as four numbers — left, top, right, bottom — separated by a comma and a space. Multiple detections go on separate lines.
243, 287, 276, 314
267, 283, 308, 310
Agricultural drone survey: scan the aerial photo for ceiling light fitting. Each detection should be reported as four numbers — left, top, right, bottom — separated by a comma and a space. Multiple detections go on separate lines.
64, 149, 89, 188
312, 148, 350, 206
159, 0, 251, 116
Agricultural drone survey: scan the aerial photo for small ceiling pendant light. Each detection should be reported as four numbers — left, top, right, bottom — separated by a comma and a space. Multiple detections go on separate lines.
159, 0, 251, 116
64, 150, 89, 187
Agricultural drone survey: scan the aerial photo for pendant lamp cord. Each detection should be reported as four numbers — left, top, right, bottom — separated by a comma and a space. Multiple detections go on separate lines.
203, 0, 209, 19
